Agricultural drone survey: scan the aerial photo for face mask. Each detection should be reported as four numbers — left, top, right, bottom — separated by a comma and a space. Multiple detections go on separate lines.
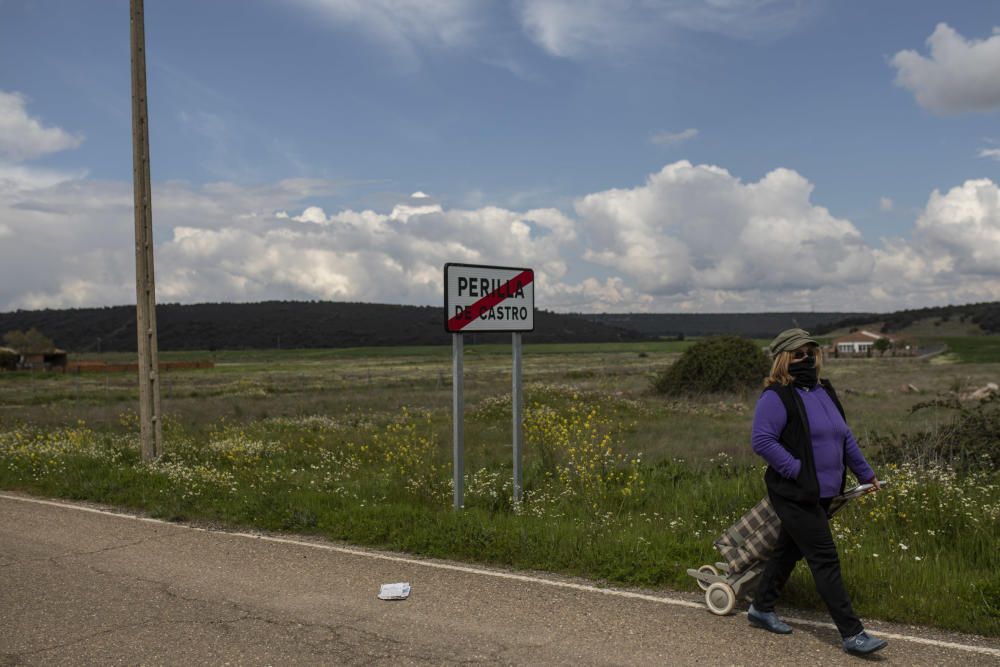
789, 355, 818, 388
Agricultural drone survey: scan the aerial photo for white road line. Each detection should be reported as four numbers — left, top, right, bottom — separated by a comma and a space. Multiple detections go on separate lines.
4, 492, 999, 658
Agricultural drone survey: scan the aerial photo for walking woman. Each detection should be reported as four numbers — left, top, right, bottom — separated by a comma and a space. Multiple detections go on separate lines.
747, 328, 888, 656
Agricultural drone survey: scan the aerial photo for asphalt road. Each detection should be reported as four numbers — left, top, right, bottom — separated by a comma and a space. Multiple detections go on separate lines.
1, 493, 998, 666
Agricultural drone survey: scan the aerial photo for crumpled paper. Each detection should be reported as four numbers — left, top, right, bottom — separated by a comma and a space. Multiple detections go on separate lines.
378, 582, 411, 600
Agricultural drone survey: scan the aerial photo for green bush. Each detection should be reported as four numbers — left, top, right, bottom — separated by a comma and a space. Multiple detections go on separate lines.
0, 349, 16, 371
873, 394, 1000, 471
653, 336, 770, 396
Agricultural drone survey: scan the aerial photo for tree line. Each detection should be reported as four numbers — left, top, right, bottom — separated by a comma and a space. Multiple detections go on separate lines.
813, 301, 1000, 335
2, 299, 996, 354
0, 301, 647, 353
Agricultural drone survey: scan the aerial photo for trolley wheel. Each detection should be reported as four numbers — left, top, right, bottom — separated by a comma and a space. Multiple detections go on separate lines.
696, 564, 719, 591
705, 582, 736, 616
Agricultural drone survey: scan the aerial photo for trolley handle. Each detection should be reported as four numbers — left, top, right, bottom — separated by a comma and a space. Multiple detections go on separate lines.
840, 479, 890, 500
828, 480, 889, 517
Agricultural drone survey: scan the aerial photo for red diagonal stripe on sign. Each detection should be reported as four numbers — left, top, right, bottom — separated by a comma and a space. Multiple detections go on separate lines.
447, 270, 534, 332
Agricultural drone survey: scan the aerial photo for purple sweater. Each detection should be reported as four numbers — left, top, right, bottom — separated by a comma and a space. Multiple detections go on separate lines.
751, 385, 875, 498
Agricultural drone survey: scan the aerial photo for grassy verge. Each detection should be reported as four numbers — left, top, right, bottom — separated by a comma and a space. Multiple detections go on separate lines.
932, 336, 1000, 364
85, 340, 696, 364
1, 393, 997, 637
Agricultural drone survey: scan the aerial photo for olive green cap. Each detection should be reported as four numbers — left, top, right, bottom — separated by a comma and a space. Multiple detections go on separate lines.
768, 328, 818, 357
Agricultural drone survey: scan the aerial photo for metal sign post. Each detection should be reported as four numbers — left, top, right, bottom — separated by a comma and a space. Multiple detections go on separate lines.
512, 331, 523, 502
444, 263, 534, 509
452, 332, 464, 509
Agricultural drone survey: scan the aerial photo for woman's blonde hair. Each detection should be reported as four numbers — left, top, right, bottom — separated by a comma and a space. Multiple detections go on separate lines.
764, 345, 823, 387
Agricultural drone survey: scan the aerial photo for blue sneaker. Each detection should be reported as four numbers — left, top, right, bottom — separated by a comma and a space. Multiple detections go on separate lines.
843, 630, 888, 655
747, 604, 793, 634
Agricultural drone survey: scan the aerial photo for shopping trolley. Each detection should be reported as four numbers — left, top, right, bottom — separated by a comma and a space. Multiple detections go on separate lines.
686, 482, 882, 615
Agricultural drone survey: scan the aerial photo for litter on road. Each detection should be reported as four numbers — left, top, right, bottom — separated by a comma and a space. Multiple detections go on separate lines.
378, 582, 411, 600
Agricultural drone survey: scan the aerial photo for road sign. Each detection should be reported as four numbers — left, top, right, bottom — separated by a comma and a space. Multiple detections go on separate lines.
444, 263, 534, 333
445, 262, 534, 509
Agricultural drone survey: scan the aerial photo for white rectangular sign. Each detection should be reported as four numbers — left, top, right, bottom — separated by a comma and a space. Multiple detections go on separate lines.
444, 263, 534, 333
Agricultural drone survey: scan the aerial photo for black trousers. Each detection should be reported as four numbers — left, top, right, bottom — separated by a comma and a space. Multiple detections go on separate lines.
753, 493, 864, 638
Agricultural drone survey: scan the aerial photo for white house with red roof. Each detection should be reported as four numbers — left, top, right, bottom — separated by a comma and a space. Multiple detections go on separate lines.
831, 330, 911, 356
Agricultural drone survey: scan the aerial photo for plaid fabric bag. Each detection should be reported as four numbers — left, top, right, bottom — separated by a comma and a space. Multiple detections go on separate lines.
714, 496, 783, 574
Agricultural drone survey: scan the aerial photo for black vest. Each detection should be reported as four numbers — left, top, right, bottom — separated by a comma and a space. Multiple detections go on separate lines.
762, 379, 848, 504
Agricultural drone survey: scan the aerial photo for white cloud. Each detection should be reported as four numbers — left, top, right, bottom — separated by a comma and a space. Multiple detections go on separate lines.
0, 162, 84, 192
544, 276, 653, 312
516, 0, 818, 58
154, 202, 576, 305
880, 197, 894, 211
0, 177, 348, 310
516, 0, 638, 58
4, 157, 1000, 314
575, 161, 874, 295
0, 172, 578, 311
979, 147, 1000, 161
655, 0, 819, 40
868, 178, 1000, 310
650, 128, 699, 146
891, 24, 1000, 114
913, 178, 1000, 275
289, 0, 480, 55
289, 1, 817, 62
0, 91, 83, 161
292, 206, 328, 224
390, 202, 444, 222
388, 192, 444, 222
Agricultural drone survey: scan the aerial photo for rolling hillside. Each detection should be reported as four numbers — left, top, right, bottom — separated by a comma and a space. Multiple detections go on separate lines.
5, 300, 996, 353
582, 312, 872, 339
813, 302, 1000, 336
0, 302, 647, 352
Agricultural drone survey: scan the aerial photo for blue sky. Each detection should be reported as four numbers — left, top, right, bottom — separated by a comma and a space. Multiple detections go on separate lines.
2, 1, 1000, 313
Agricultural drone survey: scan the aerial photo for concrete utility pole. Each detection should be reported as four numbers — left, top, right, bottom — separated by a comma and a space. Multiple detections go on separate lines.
130, 0, 163, 461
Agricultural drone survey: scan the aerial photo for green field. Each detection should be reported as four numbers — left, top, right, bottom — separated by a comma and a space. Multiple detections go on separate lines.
933, 336, 1000, 364
1, 339, 998, 636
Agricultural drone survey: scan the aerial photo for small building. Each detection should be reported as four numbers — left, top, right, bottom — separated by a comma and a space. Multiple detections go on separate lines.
19, 349, 69, 370
831, 330, 911, 357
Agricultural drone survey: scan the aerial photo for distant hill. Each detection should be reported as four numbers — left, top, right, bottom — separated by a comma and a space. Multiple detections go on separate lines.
812, 302, 1000, 336
0, 302, 648, 353
581, 312, 871, 340
8, 300, 993, 354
